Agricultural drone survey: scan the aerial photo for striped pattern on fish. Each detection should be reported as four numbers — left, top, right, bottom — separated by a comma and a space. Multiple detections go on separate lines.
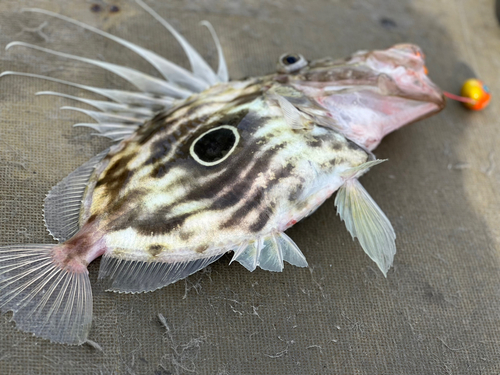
87, 94, 368, 263
0, 0, 445, 345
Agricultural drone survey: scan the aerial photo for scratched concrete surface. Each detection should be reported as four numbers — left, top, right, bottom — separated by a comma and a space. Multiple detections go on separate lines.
0, 0, 500, 374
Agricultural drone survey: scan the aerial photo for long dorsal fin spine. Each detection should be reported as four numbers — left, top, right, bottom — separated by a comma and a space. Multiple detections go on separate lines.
36, 91, 155, 117
22, 8, 208, 93
200, 21, 229, 82
60, 107, 144, 125
3, 3, 229, 135
0, 72, 173, 109
135, 0, 220, 85
6, 42, 192, 98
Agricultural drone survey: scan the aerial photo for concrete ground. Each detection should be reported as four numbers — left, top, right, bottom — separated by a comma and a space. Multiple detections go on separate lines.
0, 0, 499, 374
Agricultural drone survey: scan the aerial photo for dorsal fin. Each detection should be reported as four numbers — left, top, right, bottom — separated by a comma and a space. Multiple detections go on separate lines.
200, 21, 229, 82
3, 5, 229, 142
6, 42, 193, 98
135, 0, 220, 85
44, 149, 109, 242
0, 72, 174, 109
37, 91, 155, 118
23, 8, 210, 92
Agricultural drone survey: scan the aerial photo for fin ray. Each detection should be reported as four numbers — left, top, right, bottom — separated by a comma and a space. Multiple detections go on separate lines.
200, 21, 229, 82
272, 94, 305, 129
231, 233, 308, 272
0, 245, 92, 344
0, 72, 174, 109
89, 130, 137, 141
335, 178, 396, 275
136, 0, 219, 85
276, 232, 308, 267
340, 159, 387, 179
23, 8, 208, 92
44, 149, 109, 242
37, 91, 154, 118
98, 254, 224, 293
61, 107, 144, 126
6, 42, 192, 98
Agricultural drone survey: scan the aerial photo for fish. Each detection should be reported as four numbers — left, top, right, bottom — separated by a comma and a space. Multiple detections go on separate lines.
0, 0, 445, 345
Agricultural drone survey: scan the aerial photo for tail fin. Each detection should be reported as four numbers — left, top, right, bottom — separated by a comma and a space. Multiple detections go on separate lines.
0, 244, 92, 344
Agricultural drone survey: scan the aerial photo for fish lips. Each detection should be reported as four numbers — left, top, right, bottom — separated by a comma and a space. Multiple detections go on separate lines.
376, 71, 446, 111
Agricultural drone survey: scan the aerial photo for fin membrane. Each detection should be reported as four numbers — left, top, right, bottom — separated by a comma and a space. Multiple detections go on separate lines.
335, 178, 396, 276
44, 149, 109, 242
231, 232, 308, 272
0, 245, 92, 344
98, 254, 224, 294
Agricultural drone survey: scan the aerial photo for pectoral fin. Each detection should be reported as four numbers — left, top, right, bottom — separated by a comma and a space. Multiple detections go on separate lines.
335, 178, 396, 276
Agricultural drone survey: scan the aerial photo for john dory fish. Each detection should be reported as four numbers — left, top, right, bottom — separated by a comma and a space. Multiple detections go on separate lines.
0, 0, 445, 344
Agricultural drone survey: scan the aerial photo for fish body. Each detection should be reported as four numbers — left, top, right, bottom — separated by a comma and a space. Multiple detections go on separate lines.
75, 81, 368, 266
0, 1, 444, 345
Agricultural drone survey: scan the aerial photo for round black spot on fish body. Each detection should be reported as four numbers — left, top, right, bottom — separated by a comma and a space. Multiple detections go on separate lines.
109, 5, 120, 13
284, 55, 298, 65
194, 129, 234, 162
190, 125, 240, 166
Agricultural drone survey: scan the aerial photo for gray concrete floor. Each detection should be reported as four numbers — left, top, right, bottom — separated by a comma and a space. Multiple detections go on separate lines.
0, 0, 500, 374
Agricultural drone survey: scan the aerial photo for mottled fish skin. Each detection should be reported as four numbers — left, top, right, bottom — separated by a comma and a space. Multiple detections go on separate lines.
79, 78, 370, 264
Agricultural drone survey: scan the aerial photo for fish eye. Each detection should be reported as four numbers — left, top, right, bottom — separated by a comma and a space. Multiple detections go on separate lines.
190, 125, 240, 166
278, 53, 308, 73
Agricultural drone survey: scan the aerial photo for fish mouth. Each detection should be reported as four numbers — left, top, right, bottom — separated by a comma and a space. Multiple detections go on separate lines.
395, 75, 446, 111
375, 44, 446, 110
368, 63, 445, 113
374, 73, 446, 141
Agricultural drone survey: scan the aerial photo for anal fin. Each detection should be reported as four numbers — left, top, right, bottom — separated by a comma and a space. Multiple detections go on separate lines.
98, 254, 224, 294
44, 149, 109, 242
230, 232, 308, 272
335, 177, 396, 276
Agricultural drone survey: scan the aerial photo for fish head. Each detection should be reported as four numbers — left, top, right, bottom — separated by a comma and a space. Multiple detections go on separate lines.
278, 44, 446, 150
